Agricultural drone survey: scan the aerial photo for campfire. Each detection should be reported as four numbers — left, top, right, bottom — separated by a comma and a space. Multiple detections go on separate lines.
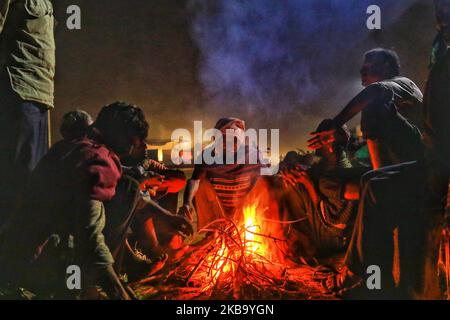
131, 200, 327, 300
173, 202, 282, 298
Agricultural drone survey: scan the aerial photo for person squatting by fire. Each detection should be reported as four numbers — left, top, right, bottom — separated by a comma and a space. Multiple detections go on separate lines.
0, 103, 192, 299
279, 120, 366, 264
0, 0, 448, 300
304, 0, 450, 298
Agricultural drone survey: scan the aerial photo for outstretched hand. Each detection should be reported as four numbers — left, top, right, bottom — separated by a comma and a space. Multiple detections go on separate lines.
139, 175, 165, 197
280, 166, 319, 204
177, 204, 194, 223
307, 129, 337, 150
281, 165, 312, 187
168, 213, 194, 237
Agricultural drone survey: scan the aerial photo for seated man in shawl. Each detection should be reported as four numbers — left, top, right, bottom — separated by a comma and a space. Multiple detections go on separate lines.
279, 120, 366, 262
178, 118, 262, 230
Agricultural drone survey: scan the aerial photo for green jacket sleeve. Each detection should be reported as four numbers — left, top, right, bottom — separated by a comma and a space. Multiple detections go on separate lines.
76, 199, 114, 266
0, 0, 11, 33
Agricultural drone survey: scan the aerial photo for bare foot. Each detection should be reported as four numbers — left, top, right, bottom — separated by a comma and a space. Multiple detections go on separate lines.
322, 267, 361, 293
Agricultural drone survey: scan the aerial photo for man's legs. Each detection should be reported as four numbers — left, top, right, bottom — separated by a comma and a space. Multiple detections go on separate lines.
0, 88, 48, 227
343, 169, 397, 296
343, 162, 427, 298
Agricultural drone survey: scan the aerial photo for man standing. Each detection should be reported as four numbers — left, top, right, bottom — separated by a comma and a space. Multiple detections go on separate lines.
424, 0, 450, 224
421, 0, 450, 298
308, 48, 424, 169
280, 120, 364, 260
310, 49, 427, 298
0, 0, 55, 226
321, 8, 449, 298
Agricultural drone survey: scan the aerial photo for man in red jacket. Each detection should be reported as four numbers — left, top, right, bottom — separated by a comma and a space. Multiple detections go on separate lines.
0, 101, 149, 299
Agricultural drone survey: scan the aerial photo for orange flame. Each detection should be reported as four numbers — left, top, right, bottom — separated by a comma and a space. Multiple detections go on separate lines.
243, 203, 265, 256
204, 203, 267, 283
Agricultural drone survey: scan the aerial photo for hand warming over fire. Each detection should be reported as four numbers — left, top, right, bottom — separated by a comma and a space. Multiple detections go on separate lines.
142, 158, 168, 172
167, 213, 194, 237
178, 204, 194, 222
307, 129, 337, 151
281, 166, 319, 205
140, 175, 165, 197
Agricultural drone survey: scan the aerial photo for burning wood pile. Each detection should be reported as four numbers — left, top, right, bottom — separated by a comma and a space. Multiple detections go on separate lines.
131, 202, 329, 300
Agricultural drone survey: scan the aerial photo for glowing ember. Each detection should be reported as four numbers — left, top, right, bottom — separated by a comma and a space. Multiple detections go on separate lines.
132, 198, 321, 300
149, 199, 294, 299
206, 240, 232, 287
244, 204, 261, 253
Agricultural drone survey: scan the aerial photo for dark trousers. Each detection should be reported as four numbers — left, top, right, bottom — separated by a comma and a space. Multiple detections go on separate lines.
422, 157, 449, 298
344, 161, 428, 298
0, 87, 48, 227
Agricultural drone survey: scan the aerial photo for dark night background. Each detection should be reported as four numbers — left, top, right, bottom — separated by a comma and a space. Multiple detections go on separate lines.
52, 0, 435, 153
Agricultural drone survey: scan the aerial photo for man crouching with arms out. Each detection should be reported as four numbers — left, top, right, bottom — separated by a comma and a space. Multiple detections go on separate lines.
0, 102, 149, 299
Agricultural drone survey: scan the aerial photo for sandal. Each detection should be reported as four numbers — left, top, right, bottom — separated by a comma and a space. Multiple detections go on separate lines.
146, 253, 168, 276
125, 239, 168, 276
321, 268, 362, 294
312, 265, 338, 282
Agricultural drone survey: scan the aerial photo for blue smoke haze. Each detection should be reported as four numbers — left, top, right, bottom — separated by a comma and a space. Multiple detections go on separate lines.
188, 0, 422, 132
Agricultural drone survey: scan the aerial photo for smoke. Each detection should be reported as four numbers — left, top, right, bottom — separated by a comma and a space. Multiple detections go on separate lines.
188, 0, 420, 149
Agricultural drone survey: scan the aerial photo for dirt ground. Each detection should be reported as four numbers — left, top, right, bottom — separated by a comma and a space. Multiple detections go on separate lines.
0, 263, 339, 300
130, 264, 339, 300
